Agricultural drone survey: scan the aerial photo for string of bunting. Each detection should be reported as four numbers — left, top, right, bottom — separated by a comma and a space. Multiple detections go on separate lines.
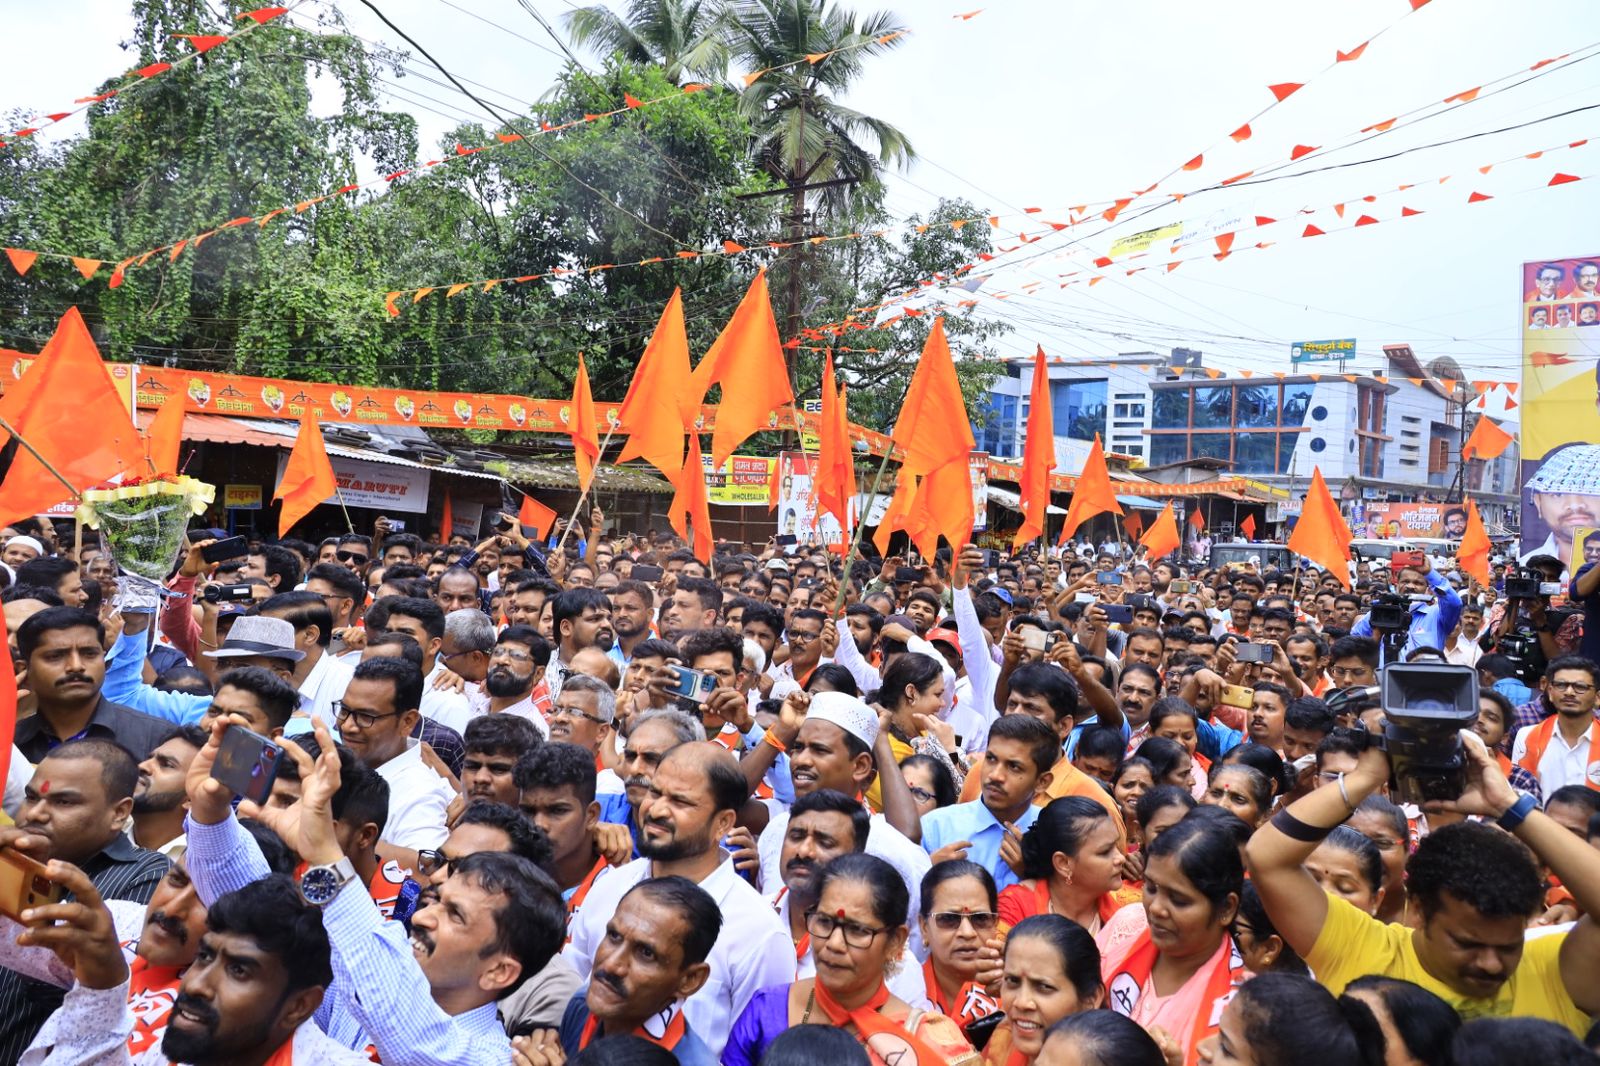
1, 5, 295, 152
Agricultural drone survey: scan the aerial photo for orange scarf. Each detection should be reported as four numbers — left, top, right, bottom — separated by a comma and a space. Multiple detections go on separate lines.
1104, 928, 1244, 1066
771, 888, 811, 967
1516, 715, 1600, 791
579, 1004, 686, 1051
813, 979, 948, 1066
567, 855, 610, 917
1035, 876, 1125, 927
127, 956, 183, 1056
921, 959, 1000, 1028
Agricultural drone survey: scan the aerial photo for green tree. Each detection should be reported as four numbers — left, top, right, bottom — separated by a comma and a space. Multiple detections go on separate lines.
563, 0, 732, 84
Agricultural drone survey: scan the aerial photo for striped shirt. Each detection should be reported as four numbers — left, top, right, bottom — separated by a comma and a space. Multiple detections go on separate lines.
0, 832, 169, 1064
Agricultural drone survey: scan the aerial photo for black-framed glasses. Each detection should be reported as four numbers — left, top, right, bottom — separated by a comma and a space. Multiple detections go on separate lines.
550, 705, 607, 724
805, 910, 888, 949
415, 849, 461, 877
787, 630, 822, 645
929, 910, 998, 933
335, 551, 369, 564
1550, 680, 1595, 693
907, 785, 936, 804
332, 701, 405, 730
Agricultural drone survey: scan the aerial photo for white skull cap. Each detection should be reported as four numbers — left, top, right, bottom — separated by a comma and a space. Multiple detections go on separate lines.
1527, 446, 1600, 495
807, 691, 879, 748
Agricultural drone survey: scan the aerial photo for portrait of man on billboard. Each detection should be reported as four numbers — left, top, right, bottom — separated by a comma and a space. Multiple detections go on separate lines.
1442, 506, 1469, 538
1527, 263, 1566, 302
1522, 443, 1600, 572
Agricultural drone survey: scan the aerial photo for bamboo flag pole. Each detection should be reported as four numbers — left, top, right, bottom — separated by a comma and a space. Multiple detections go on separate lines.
0, 414, 81, 502
830, 444, 896, 618
553, 426, 619, 556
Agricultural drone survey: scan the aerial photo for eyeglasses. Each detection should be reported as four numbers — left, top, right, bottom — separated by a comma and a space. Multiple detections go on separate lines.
805, 910, 888, 949
1550, 680, 1595, 693
335, 551, 369, 564
332, 701, 406, 730
415, 849, 461, 877
907, 786, 936, 804
929, 910, 998, 933
550, 705, 607, 724
787, 630, 822, 645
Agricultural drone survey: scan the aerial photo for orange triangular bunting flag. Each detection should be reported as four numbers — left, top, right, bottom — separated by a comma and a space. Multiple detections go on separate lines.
1468, 191, 1493, 203
0, 308, 145, 526
618, 290, 693, 480
70, 257, 102, 280
1355, 215, 1379, 226
570, 354, 600, 493
176, 33, 229, 52
1445, 87, 1481, 103
1230, 124, 1252, 142
1214, 233, 1236, 255
1286, 467, 1353, 588
1550, 172, 1581, 186
1336, 40, 1369, 62
1182, 154, 1204, 171
4, 249, 37, 276
144, 397, 185, 477
1458, 500, 1491, 585
689, 269, 794, 466
1303, 224, 1325, 237
1139, 503, 1182, 560
1290, 144, 1319, 160
1014, 347, 1055, 548
1401, 206, 1424, 217
1057, 434, 1122, 545
518, 494, 557, 540
1268, 82, 1304, 102
274, 414, 338, 537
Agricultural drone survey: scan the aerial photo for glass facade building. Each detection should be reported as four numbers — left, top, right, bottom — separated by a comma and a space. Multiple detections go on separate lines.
1147, 381, 1318, 475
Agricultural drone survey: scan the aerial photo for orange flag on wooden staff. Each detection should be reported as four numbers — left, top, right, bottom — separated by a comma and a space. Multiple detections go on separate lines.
885, 318, 975, 553
618, 289, 693, 481
689, 269, 795, 466
1057, 434, 1122, 546
144, 395, 186, 477
1140, 502, 1182, 560
275, 413, 337, 537
0, 307, 144, 527
1458, 499, 1492, 586
668, 434, 714, 563
1460, 415, 1514, 461
1014, 346, 1055, 549
570, 353, 600, 493
1240, 513, 1257, 540
1123, 511, 1144, 540
815, 355, 856, 538
1287, 467, 1353, 588
767, 455, 782, 513
1188, 507, 1205, 531
519, 493, 557, 540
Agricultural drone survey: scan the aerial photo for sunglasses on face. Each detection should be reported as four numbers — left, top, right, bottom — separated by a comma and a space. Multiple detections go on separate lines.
928, 910, 998, 933
335, 551, 369, 564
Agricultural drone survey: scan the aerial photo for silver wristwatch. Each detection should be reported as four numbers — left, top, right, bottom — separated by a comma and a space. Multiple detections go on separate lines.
298, 857, 359, 907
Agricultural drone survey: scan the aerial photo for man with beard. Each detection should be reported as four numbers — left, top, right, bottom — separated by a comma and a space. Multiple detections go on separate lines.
18, 871, 367, 1065
548, 589, 614, 701
555, 878, 722, 1064
606, 580, 655, 667
514, 743, 610, 919
0, 820, 295, 1059
614, 709, 706, 854
461, 715, 542, 809
767, 789, 869, 977
505, 578, 559, 630
132, 726, 208, 858
548, 676, 625, 801
564, 743, 790, 1057
660, 576, 721, 643
473, 625, 552, 728
842, 603, 883, 656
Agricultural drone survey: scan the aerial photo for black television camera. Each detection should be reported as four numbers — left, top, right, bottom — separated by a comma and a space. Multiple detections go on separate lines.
1350, 662, 1479, 805
1367, 591, 1412, 632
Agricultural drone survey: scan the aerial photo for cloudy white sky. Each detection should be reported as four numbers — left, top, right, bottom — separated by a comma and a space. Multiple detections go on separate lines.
7, 0, 1600, 410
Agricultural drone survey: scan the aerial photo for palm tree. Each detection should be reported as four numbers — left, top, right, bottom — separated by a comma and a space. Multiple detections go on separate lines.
563, 0, 731, 83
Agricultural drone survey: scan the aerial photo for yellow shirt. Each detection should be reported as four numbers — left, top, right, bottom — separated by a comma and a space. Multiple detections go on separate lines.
1308, 894, 1588, 1037
866, 732, 918, 813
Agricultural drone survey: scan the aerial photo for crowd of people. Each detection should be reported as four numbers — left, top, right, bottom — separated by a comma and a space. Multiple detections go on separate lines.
0, 508, 1598, 1066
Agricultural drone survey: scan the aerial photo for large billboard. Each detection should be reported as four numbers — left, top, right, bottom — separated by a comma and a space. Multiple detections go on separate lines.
1290, 338, 1356, 364
1356, 502, 1469, 540
1520, 256, 1600, 572
773, 451, 851, 546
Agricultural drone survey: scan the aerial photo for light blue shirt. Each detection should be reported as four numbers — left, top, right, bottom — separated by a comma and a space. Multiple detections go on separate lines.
1351, 569, 1462, 663
919, 797, 1040, 891
103, 631, 211, 724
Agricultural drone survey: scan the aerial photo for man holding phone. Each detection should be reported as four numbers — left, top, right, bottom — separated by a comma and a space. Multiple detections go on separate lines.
1351, 553, 1463, 662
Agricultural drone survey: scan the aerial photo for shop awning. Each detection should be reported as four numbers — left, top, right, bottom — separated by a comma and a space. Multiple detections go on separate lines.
488, 456, 675, 495
1116, 494, 1166, 511
986, 485, 1066, 515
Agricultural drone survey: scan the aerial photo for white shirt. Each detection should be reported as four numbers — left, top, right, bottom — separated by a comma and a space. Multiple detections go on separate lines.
563, 855, 792, 1058
1444, 634, 1483, 670
421, 660, 474, 735
372, 739, 455, 850
301, 650, 355, 728
1512, 719, 1600, 794
768, 887, 931, 1008
596, 767, 624, 796
4, 746, 30, 818
758, 809, 932, 961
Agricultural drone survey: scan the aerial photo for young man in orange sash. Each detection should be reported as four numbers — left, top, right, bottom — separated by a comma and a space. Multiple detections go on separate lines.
1511, 656, 1600, 796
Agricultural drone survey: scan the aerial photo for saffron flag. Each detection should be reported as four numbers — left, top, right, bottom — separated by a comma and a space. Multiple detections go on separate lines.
1461, 416, 1514, 461
767, 455, 781, 513
688, 270, 795, 466
873, 475, 918, 557
884, 318, 976, 552
1287, 467, 1353, 588
814, 356, 856, 538
618, 290, 693, 480
274, 414, 337, 537
440, 491, 455, 541
668, 434, 714, 563
1240, 513, 1258, 540
1057, 434, 1123, 545
1457, 499, 1492, 586
1188, 507, 1205, 531
518, 493, 557, 540
570, 353, 601, 493
1140, 502, 1182, 560
0, 308, 145, 528
145, 397, 186, 477
1123, 511, 1144, 540
1014, 346, 1055, 548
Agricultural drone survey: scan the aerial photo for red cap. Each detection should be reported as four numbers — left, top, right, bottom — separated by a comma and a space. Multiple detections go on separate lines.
926, 627, 961, 650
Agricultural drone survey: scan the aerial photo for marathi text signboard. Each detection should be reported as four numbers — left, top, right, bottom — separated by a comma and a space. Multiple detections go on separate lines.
275, 454, 432, 513
1357, 502, 1470, 540
1521, 255, 1600, 571
1290, 338, 1356, 364
703, 454, 774, 506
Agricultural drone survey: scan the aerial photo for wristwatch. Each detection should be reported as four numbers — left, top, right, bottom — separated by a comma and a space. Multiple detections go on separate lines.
298, 857, 359, 907
1496, 792, 1538, 833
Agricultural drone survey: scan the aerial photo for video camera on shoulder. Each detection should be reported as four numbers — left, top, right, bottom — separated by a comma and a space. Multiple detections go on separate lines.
1503, 566, 1562, 600
1367, 591, 1412, 631
1347, 662, 1478, 805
